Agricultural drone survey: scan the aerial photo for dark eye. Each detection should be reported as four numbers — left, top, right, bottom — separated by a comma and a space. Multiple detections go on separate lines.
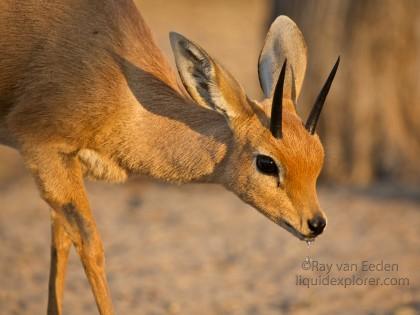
256, 155, 278, 175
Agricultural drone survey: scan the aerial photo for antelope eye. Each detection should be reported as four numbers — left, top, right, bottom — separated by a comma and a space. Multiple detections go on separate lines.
256, 155, 278, 175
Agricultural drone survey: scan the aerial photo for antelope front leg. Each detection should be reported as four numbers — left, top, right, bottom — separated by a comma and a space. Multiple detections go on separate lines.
47, 211, 72, 315
23, 147, 115, 315
64, 206, 114, 315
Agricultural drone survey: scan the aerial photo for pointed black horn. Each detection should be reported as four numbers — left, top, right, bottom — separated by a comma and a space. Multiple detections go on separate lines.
270, 59, 287, 139
306, 57, 340, 135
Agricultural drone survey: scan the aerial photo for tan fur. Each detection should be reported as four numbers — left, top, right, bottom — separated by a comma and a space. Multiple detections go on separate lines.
0, 2, 327, 315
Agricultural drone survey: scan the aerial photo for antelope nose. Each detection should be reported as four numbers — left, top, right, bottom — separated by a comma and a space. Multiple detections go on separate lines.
307, 215, 326, 236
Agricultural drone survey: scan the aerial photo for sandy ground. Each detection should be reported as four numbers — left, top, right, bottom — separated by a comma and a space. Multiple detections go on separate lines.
0, 167, 419, 315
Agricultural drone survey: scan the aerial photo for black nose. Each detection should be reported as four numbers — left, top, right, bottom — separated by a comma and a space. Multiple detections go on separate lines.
307, 215, 326, 235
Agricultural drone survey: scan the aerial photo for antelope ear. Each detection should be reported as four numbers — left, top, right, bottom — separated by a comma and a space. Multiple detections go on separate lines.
259, 16, 307, 103
170, 32, 252, 121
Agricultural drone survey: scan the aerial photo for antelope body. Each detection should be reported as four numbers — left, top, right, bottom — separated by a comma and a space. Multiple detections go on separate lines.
0, 1, 339, 314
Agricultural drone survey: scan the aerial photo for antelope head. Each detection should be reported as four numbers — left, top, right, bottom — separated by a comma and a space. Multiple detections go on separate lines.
170, 16, 339, 241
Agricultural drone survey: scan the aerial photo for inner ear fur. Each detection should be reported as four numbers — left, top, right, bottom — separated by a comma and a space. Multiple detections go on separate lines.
170, 32, 253, 120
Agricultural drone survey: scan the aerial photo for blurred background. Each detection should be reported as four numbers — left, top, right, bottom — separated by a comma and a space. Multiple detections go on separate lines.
0, 0, 419, 314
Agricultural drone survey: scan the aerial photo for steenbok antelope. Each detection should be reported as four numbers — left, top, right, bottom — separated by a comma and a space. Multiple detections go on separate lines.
0, 1, 339, 314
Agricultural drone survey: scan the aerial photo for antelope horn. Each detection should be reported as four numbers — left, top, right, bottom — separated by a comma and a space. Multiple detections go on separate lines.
270, 59, 287, 139
306, 57, 340, 134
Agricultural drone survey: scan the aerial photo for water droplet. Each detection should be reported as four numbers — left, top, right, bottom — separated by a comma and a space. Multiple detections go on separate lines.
306, 240, 313, 248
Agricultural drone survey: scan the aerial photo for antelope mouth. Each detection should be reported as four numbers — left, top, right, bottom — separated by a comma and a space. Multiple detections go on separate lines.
281, 221, 315, 242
